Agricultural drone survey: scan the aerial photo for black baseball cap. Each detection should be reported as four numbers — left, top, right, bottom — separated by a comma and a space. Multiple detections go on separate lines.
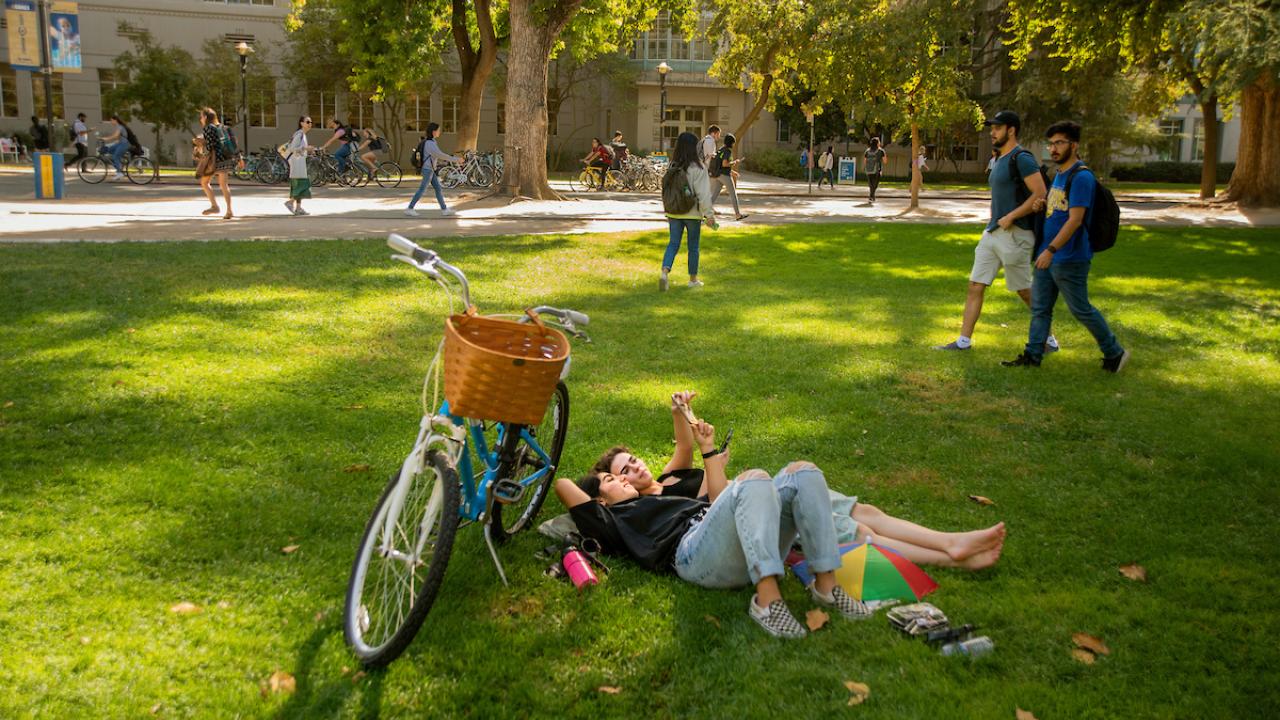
983, 110, 1021, 130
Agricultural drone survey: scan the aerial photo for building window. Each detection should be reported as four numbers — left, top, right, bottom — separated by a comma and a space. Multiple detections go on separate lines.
308, 90, 339, 126
249, 77, 276, 128
654, 104, 705, 143
347, 92, 373, 129
950, 144, 978, 162
1192, 118, 1206, 162
776, 119, 790, 143
1157, 116, 1184, 161
98, 68, 128, 116
548, 98, 560, 136
1, 64, 17, 117
496, 101, 505, 135
691, 17, 715, 62
648, 12, 669, 60
31, 74, 65, 120
441, 85, 459, 133
629, 38, 642, 60
405, 92, 429, 132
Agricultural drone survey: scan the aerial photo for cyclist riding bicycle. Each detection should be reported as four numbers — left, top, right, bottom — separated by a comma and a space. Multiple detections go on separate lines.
580, 138, 613, 191
609, 131, 628, 170
320, 118, 358, 172
356, 128, 383, 177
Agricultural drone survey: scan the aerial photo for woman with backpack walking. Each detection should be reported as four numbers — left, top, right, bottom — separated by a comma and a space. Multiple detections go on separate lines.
818, 146, 836, 189
284, 116, 313, 216
405, 122, 462, 217
195, 108, 236, 219
660, 132, 717, 291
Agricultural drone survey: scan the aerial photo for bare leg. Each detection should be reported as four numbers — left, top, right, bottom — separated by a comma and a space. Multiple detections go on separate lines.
218, 172, 232, 218
200, 176, 218, 212
856, 524, 1003, 570
755, 575, 783, 605
852, 503, 1005, 561
960, 281, 988, 338
1016, 288, 1032, 306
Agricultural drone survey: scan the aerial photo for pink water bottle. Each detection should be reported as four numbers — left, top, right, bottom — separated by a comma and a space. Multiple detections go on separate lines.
562, 548, 598, 590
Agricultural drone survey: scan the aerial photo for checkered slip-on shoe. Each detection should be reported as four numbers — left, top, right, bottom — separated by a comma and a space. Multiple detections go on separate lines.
749, 595, 807, 639
810, 584, 873, 620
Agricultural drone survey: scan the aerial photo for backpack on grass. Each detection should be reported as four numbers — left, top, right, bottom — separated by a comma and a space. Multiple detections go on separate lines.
662, 165, 697, 215
1063, 165, 1121, 253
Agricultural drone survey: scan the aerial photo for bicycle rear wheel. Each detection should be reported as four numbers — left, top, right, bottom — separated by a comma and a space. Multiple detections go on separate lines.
375, 161, 403, 188
488, 381, 569, 543
437, 165, 464, 189
345, 449, 460, 667
78, 157, 107, 184
126, 157, 156, 185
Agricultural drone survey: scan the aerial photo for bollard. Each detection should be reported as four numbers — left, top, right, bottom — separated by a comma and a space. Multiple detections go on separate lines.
34, 152, 66, 199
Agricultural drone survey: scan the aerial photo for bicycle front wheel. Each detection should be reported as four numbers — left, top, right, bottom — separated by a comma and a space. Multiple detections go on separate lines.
344, 450, 460, 667
375, 161, 403, 188
78, 157, 107, 184
437, 165, 464, 189
126, 157, 156, 185
489, 381, 569, 543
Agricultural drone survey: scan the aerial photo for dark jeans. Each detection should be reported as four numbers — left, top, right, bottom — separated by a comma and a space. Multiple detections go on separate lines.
74, 142, 87, 163
1026, 261, 1123, 359
663, 218, 701, 276
818, 169, 835, 188
867, 172, 881, 200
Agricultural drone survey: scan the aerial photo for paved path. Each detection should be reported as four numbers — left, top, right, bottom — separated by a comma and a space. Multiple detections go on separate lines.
2, 170, 1276, 244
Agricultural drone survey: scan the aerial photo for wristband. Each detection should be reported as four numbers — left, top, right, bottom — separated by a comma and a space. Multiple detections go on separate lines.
1046, 245, 1058, 254
701, 448, 722, 459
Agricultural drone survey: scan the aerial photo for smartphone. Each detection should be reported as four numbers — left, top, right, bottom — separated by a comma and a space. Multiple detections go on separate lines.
718, 427, 733, 454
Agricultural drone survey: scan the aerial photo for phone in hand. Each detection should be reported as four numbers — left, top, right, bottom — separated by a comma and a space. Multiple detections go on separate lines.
718, 428, 733, 455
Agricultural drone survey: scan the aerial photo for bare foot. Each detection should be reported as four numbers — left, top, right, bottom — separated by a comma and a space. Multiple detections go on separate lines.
202, 206, 220, 216
947, 522, 1006, 561
959, 543, 1003, 571
223, 212, 234, 220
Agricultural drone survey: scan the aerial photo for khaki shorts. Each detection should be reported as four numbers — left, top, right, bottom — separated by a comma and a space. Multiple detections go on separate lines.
970, 227, 1034, 292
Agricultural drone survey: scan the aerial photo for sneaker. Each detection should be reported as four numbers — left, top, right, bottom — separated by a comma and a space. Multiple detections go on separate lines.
285, 200, 296, 214
1045, 336, 1061, 353
294, 208, 309, 216
932, 340, 971, 351
404, 208, 419, 217
1001, 352, 1042, 367
441, 208, 456, 217
1101, 349, 1131, 374
111, 173, 124, 182
735, 214, 750, 221
659, 271, 669, 292
687, 280, 704, 289
749, 595, 807, 638
809, 584, 872, 621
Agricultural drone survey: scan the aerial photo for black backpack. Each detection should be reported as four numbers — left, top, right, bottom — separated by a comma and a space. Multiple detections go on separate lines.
410, 138, 425, 169
1062, 165, 1120, 253
709, 147, 727, 178
662, 165, 697, 215
1009, 147, 1049, 254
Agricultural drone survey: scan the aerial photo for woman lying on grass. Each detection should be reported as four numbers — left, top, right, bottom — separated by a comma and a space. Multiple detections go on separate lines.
590, 391, 1006, 571
555, 421, 867, 639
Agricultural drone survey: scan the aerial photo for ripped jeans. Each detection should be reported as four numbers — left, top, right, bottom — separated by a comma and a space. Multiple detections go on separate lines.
673, 462, 842, 588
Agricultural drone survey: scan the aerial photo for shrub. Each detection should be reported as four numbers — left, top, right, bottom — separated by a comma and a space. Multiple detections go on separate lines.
1110, 161, 1235, 184
743, 146, 808, 180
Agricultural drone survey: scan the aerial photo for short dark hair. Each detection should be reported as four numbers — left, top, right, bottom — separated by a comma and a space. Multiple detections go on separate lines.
708, 124, 721, 135
723, 133, 736, 148
77, 112, 86, 119
576, 473, 602, 498
1045, 120, 1082, 143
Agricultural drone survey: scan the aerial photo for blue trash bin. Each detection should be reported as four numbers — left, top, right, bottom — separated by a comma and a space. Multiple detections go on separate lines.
34, 152, 65, 199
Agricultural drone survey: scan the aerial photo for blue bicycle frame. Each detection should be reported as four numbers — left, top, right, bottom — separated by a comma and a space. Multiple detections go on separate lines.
442, 399, 557, 522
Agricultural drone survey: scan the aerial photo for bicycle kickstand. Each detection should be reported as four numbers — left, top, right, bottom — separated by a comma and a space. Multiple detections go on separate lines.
482, 523, 510, 587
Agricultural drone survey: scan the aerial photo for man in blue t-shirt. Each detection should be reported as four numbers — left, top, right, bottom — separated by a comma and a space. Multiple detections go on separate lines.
935, 110, 1057, 353
1003, 120, 1129, 372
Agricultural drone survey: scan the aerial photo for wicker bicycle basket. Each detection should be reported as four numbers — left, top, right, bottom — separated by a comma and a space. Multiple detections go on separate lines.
442, 310, 570, 426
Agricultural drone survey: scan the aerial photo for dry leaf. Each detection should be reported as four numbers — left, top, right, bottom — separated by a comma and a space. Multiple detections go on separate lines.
281, 545, 300, 555
343, 464, 371, 473
343, 404, 366, 410
862, 429, 869, 435
1119, 564, 1147, 582
314, 611, 327, 622
854, 449, 865, 457
844, 680, 870, 705
126, 328, 136, 334
351, 671, 366, 684
703, 614, 721, 629
216, 600, 231, 610
806, 608, 830, 631
341, 666, 351, 676
112, 380, 125, 387
1072, 648, 1096, 665
80, 636, 91, 645
169, 601, 201, 615
268, 670, 296, 695
1072, 632, 1110, 656
150, 702, 163, 715
969, 494, 996, 506
576, 665, 590, 674
597, 686, 622, 695
2, 401, 13, 408
1015, 709, 1038, 720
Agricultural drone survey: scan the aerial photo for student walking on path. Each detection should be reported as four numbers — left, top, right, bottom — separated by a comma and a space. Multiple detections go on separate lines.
284, 116, 312, 217
195, 108, 237, 220
72, 113, 88, 164
863, 138, 885, 202
661, 132, 717, 291
709, 133, 748, 221
935, 110, 1058, 353
699, 125, 722, 167
818, 146, 836, 189
1004, 121, 1129, 372
405, 122, 461, 217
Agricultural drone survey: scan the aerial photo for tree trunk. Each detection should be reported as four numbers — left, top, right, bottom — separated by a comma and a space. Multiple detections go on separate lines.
1225, 75, 1280, 207
451, 0, 499, 152
1197, 94, 1220, 200
376, 97, 405, 165
503, 0, 582, 199
733, 74, 774, 144
456, 75, 488, 152
908, 122, 922, 210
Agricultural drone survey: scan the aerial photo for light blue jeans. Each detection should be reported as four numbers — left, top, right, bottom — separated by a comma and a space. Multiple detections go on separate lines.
408, 167, 446, 210
108, 141, 129, 172
335, 142, 353, 172
663, 218, 701, 275
674, 462, 842, 588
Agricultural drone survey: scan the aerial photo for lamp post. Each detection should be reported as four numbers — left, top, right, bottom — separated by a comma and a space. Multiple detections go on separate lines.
234, 41, 254, 153
805, 109, 815, 194
657, 61, 670, 156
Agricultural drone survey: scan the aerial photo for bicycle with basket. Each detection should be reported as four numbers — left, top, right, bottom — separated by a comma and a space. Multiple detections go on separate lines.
343, 234, 591, 667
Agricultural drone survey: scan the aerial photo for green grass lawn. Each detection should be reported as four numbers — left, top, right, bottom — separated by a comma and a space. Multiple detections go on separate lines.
2, 224, 1278, 718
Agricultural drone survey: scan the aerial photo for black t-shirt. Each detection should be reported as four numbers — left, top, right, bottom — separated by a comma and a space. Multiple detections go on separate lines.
656, 467, 704, 498
569, 495, 707, 572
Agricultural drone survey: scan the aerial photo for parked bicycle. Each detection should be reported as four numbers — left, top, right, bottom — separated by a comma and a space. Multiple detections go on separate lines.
617, 155, 662, 193
438, 150, 495, 189
344, 234, 590, 668
235, 146, 288, 184
77, 140, 156, 185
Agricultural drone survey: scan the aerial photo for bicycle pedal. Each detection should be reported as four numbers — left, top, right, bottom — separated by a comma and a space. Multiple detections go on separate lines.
491, 478, 525, 505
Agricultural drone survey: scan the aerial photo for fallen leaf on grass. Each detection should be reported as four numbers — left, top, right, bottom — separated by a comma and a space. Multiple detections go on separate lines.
281, 545, 300, 554
703, 614, 721, 629
169, 602, 201, 615
806, 608, 830, 631
342, 404, 366, 410
125, 328, 136, 334
217, 600, 231, 610
341, 666, 351, 676
1072, 632, 1110, 656
112, 380, 125, 387
268, 671, 296, 695
2, 401, 13, 408
1119, 563, 1147, 582
597, 686, 621, 695
343, 464, 371, 473
1015, 709, 1038, 720
844, 680, 870, 705
854, 449, 865, 457
150, 702, 163, 715
314, 611, 327, 622
968, 495, 996, 506
1071, 648, 1096, 665
351, 671, 366, 684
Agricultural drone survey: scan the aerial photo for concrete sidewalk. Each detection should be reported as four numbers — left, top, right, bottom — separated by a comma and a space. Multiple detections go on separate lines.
2, 171, 1275, 244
